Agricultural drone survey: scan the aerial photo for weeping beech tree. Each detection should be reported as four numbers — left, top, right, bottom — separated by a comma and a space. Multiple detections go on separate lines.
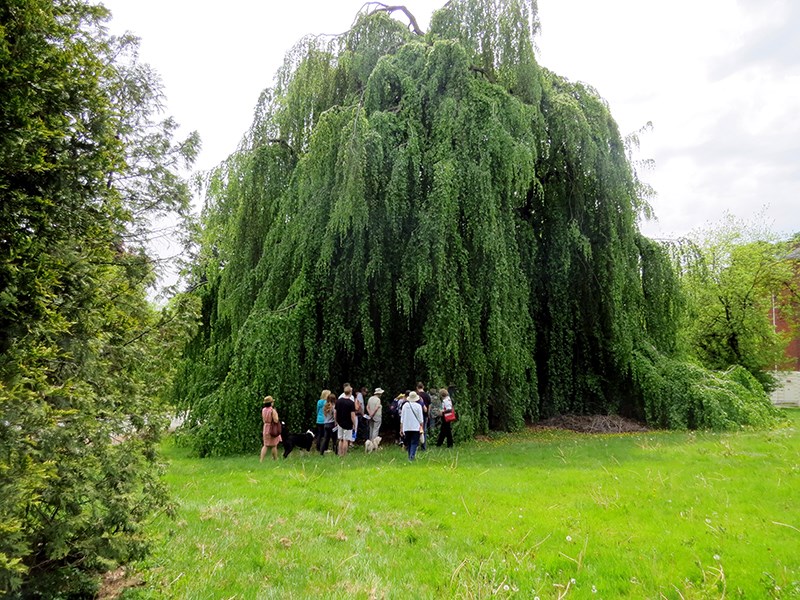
175, 0, 778, 455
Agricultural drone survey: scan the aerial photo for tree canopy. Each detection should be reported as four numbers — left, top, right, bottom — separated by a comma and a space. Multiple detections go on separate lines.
175, 0, 779, 456
673, 215, 800, 391
0, 1, 197, 594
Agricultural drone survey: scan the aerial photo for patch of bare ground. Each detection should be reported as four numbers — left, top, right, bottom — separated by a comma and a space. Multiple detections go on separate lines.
534, 414, 649, 434
96, 567, 144, 600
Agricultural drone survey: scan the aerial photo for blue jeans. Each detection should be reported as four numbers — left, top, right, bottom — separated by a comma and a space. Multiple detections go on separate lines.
404, 430, 421, 460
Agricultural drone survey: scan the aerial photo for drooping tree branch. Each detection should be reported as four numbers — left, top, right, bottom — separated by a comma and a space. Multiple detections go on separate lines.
363, 2, 424, 35
469, 64, 496, 83
267, 138, 297, 157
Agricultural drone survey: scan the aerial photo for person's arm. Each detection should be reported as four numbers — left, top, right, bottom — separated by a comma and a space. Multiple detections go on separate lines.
351, 409, 357, 431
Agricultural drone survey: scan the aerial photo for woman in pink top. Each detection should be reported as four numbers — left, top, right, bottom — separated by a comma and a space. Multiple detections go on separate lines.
260, 396, 282, 462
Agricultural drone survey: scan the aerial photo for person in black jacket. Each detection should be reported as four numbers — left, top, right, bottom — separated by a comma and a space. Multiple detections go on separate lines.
334, 385, 357, 457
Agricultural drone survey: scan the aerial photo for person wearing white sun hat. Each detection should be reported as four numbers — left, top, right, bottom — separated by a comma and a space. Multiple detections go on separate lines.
400, 391, 424, 461
366, 387, 384, 441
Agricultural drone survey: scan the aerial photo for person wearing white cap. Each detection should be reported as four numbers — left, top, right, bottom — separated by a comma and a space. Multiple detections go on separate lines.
366, 387, 384, 441
401, 391, 424, 461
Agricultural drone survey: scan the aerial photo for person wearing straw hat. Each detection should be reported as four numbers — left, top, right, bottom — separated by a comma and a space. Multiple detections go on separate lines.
366, 387, 384, 441
400, 391, 424, 461
260, 396, 282, 462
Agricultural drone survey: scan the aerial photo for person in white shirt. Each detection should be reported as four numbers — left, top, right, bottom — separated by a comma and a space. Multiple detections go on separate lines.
401, 391, 424, 461
436, 388, 455, 448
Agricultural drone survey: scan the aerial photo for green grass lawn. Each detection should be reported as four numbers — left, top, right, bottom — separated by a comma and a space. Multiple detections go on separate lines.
124, 410, 800, 599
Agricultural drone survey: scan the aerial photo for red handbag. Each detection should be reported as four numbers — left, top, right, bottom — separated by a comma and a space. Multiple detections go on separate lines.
443, 410, 457, 423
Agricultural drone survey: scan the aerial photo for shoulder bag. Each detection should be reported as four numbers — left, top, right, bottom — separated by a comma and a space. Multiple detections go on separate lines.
267, 409, 282, 437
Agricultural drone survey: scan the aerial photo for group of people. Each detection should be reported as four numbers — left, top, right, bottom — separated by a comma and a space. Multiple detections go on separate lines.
260, 382, 456, 462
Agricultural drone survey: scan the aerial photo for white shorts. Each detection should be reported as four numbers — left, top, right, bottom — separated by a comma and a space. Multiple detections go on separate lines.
337, 427, 352, 441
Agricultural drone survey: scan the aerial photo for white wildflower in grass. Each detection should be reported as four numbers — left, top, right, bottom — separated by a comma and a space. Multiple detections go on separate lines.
452, 512, 456, 516
714, 554, 721, 561
503, 584, 510, 591
592, 585, 598, 593
570, 578, 576, 584
705, 518, 712, 524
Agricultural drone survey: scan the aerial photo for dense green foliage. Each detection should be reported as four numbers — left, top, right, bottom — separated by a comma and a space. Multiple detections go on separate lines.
0, 1, 197, 595
175, 0, 780, 456
674, 216, 800, 391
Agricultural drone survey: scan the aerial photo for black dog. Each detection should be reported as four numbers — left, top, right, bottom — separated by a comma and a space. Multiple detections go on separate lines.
280, 422, 315, 458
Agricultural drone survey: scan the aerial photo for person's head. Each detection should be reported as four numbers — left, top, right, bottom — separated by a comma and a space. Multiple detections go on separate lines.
407, 391, 420, 403
374, 387, 384, 396
439, 388, 449, 398
263, 395, 273, 407
324, 393, 336, 415
360, 386, 368, 395
320, 389, 331, 401
416, 382, 425, 392
344, 385, 352, 395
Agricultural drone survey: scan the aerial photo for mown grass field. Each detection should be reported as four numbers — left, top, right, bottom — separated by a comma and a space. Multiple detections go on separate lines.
123, 410, 800, 599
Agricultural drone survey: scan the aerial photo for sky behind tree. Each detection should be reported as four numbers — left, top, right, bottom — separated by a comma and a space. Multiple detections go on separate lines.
102, 0, 800, 245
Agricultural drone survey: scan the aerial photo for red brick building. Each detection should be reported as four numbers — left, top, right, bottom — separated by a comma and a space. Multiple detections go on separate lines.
774, 246, 800, 371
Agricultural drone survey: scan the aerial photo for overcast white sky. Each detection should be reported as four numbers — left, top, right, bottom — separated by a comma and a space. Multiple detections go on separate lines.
103, 0, 800, 244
